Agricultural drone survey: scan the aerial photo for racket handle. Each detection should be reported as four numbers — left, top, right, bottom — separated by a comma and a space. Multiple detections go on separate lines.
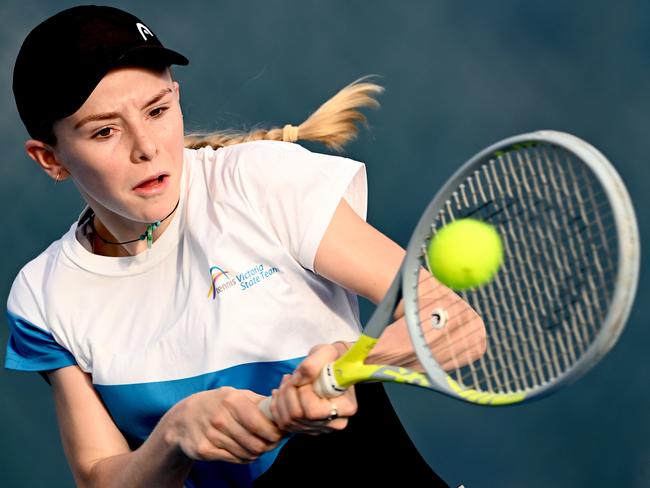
313, 363, 347, 398
258, 363, 347, 420
259, 397, 273, 419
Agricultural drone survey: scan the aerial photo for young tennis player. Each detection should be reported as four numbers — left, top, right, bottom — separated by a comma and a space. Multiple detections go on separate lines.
5, 5, 480, 487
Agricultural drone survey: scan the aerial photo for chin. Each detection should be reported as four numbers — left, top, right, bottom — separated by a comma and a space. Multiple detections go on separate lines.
150, 187, 180, 222
140, 200, 174, 223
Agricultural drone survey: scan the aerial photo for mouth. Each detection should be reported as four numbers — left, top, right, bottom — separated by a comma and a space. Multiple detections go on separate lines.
133, 173, 170, 193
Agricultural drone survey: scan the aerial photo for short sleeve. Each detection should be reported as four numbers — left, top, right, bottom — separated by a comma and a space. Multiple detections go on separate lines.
5, 311, 77, 373
4, 268, 77, 376
230, 141, 368, 271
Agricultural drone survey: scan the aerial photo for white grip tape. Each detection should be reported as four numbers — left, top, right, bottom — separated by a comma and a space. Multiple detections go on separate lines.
258, 363, 346, 421
259, 397, 273, 420
313, 363, 347, 398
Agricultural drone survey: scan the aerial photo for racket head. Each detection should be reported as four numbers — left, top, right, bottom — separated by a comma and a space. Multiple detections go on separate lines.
402, 130, 639, 405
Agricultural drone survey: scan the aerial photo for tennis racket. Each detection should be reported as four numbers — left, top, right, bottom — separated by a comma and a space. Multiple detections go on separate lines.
260, 130, 639, 413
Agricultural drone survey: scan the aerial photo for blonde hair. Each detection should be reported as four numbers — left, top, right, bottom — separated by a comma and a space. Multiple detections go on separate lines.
183, 76, 384, 152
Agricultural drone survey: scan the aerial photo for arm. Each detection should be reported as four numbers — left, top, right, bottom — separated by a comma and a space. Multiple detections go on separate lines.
270, 199, 486, 431
48, 366, 283, 488
48, 365, 190, 488
313, 198, 486, 369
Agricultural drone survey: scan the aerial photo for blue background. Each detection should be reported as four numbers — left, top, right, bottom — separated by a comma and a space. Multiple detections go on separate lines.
1, 1, 648, 486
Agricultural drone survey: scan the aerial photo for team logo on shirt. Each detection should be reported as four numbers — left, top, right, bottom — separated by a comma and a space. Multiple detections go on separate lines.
208, 265, 235, 299
208, 263, 280, 299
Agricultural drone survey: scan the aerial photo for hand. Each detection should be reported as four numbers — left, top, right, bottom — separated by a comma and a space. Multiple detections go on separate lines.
165, 387, 283, 464
370, 270, 486, 372
269, 343, 358, 435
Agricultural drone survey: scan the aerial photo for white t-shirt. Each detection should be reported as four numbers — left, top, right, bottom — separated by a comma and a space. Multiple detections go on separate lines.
4, 140, 367, 486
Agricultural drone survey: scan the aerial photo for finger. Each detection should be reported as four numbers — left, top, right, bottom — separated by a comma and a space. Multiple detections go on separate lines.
275, 374, 307, 430
272, 377, 292, 429
202, 423, 275, 464
237, 390, 284, 443
297, 384, 356, 420
295, 420, 337, 434
213, 396, 282, 459
199, 410, 264, 464
274, 376, 337, 434
296, 393, 350, 432
298, 417, 346, 432
217, 418, 281, 460
280, 374, 305, 419
193, 442, 256, 464
291, 344, 339, 386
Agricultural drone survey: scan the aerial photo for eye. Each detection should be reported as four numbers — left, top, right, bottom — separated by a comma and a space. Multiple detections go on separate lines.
92, 127, 113, 139
149, 106, 169, 118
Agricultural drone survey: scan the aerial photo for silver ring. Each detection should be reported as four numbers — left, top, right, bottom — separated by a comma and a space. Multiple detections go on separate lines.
326, 403, 339, 421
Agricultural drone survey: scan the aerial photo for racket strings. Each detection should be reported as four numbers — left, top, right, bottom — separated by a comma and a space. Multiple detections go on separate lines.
413, 272, 613, 393
416, 278, 611, 393
415, 251, 618, 393
420, 215, 617, 338
414, 144, 618, 395
488, 146, 613, 388
412, 280, 524, 392
408, 286, 489, 383
450, 161, 615, 300
481, 257, 617, 391
439, 206, 617, 299
540, 148, 616, 299
493, 207, 609, 364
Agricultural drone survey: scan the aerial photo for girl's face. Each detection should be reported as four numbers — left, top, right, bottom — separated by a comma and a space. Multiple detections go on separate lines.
52, 66, 185, 226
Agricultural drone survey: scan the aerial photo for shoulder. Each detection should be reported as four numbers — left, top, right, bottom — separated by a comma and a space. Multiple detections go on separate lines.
223, 141, 364, 191
221, 139, 310, 159
183, 140, 305, 191
184, 140, 366, 222
189, 140, 360, 175
185, 140, 364, 203
7, 239, 63, 322
185, 140, 307, 166
5, 238, 80, 374
211, 140, 314, 180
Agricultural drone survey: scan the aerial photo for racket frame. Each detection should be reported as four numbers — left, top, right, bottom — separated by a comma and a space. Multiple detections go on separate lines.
269, 130, 640, 411
401, 130, 640, 404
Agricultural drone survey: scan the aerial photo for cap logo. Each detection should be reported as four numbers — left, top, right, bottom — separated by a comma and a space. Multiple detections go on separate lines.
136, 22, 154, 41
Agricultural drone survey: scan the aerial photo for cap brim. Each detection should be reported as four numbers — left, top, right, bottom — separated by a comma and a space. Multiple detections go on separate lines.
117, 45, 189, 67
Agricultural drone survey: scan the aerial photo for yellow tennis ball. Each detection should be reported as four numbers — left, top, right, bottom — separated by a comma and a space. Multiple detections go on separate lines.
427, 218, 503, 290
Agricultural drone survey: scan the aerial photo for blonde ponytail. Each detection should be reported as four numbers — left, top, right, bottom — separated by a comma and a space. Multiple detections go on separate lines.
183, 75, 384, 152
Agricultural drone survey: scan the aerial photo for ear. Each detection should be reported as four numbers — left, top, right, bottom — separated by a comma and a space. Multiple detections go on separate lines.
172, 80, 181, 103
24, 140, 69, 182
172, 80, 183, 119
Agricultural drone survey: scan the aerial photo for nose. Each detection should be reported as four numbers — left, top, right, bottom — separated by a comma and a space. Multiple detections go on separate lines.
130, 123, 158, 163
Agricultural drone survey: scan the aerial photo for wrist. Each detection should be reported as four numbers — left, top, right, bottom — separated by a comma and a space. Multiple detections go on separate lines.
159, 402, 193, 467
332, 340, 352, 358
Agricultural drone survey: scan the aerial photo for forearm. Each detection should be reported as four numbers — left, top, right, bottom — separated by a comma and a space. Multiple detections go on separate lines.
335, 321, 415, 367
85, 411, 193, 488
342, 269, 485, 370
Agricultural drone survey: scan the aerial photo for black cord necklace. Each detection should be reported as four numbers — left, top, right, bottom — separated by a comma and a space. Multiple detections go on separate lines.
89, 199, 180, 249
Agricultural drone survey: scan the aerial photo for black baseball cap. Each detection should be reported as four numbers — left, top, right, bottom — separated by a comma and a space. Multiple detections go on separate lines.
13, 5, 189, 141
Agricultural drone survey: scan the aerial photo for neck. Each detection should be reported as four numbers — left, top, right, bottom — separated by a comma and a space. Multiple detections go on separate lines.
89, 201, 179, 257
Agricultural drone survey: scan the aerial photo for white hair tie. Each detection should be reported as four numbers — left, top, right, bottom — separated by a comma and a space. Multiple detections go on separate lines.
282, 124, 299, 143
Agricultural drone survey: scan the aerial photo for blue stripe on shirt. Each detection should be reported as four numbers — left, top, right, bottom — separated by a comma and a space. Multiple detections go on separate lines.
4, 308, 307, 486
4, 310, 77, 372
95, 357, 304, 486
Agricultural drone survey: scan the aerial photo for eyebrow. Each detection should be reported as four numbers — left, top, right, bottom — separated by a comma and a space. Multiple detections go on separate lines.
74, 88, 173, 130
